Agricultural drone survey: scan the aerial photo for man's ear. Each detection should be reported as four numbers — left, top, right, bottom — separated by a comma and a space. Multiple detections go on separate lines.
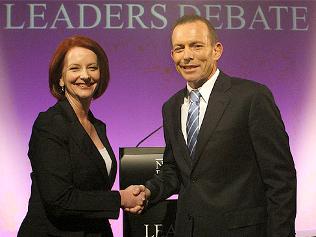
213, 42, 223, 61
170, 49, 175, 61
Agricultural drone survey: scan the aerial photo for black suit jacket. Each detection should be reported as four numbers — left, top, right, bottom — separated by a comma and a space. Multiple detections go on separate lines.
146, 72, 296, 237
18, 99, 120, 237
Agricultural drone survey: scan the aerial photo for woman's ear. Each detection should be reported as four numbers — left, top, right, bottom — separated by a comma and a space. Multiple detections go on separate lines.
59, 78, 64, 87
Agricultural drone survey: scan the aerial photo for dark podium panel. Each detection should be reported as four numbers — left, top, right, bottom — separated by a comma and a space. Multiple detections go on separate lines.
120, 147, 177, 237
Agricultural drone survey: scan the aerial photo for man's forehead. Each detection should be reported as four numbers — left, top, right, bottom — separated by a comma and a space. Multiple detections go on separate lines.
171, 22, 210, 44
173, 21, 208, 33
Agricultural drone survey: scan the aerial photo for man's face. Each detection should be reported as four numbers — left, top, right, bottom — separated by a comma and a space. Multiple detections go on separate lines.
171, 21, 222, 89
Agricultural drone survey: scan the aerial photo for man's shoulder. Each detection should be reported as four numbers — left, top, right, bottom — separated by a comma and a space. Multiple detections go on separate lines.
163, 88, 186, 110
221, 72, 262, 86
221, 72, 271, 95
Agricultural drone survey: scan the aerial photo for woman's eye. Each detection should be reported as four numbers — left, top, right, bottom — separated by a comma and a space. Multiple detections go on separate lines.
69, 67, 80, 71
89, 66, 98, 71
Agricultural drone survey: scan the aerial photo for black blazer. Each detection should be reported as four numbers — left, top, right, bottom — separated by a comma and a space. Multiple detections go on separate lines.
146, 72, 296, 237
18, 99, 120, 237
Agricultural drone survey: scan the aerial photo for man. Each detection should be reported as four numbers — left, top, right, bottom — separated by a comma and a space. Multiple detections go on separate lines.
143, 15, 296, 237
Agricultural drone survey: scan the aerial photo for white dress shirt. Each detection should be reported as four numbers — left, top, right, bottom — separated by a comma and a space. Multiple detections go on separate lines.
181, 69, 220, 143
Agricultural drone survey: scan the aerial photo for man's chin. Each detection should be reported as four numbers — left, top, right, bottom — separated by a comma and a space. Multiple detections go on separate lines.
182, 76, 198, 82
184, 78, 209, 89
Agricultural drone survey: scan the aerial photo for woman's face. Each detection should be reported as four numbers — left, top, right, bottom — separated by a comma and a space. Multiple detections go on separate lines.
59, 47, 100, 102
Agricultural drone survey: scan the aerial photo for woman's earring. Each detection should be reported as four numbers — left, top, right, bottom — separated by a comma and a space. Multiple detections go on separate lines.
61, 86, 64, 92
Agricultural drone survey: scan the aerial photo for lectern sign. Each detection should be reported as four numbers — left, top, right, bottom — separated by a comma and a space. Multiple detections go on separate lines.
144, 223, 175, 237
155, 157, 163, 174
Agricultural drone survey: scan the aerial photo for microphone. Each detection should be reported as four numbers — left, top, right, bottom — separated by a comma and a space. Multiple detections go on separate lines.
136, 125, 163, 147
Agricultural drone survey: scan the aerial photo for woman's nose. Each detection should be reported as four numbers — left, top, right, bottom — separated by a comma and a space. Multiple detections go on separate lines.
79, 69, 90, 80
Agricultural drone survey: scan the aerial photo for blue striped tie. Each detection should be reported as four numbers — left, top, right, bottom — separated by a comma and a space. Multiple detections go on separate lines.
187, 90, 201, 159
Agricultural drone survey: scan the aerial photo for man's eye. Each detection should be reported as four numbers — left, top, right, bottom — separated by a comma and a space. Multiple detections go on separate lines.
174, 48, 183, 53
193, 45, 203, 49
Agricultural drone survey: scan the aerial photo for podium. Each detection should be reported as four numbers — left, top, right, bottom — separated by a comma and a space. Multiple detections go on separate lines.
120, 147, 177, 237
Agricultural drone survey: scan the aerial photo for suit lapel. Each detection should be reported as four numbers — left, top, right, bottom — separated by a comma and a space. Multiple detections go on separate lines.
58, 100, 110, 185
192, 72, 232, 168
172, 89, 192, 168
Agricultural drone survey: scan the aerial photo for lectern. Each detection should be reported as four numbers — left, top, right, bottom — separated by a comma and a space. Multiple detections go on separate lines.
120, 147, 177, 237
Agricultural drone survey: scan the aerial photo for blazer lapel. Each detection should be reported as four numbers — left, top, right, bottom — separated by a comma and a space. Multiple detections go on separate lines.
172, 89, 192, 168
192, 72, 232, 168
58, 100, 110, 184
93, 118, 117, 188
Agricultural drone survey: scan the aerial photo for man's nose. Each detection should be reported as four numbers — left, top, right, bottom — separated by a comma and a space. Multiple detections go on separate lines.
183, 47, 194, 60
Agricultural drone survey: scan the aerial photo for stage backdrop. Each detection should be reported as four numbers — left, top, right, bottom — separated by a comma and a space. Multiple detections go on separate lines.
0, 1, 315, 236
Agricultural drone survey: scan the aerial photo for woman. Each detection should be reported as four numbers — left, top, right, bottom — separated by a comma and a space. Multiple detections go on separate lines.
18, 36, 145, 237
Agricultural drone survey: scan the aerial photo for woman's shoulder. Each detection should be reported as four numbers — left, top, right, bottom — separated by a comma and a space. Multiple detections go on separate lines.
33, 102, 68, 134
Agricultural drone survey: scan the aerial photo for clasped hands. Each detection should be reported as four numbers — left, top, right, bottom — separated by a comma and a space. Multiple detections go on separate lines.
119, 185, 151, 214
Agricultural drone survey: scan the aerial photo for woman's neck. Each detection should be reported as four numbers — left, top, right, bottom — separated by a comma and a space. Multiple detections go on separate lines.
65, 94, 91, 122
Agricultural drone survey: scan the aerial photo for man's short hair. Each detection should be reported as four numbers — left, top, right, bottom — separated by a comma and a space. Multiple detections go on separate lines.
171, 15, 219, 46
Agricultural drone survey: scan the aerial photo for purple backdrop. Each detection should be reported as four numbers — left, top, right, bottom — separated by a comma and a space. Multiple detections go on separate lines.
0, 1, 315, 236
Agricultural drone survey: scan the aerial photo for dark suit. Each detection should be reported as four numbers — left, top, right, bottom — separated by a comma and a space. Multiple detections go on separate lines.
146, 72, 296, 237
18, 99, 120, 237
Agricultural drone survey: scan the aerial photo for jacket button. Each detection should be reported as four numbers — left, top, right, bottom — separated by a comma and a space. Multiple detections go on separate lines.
191, 177, 197, 183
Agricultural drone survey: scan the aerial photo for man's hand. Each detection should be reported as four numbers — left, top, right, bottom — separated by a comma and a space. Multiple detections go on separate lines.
120, 185, 151, 214
119, 185, 146, 214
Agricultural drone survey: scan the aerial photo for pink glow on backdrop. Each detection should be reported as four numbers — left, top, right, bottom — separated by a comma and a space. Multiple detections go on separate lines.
0, 40, 31, 236
295, 27, 316, 232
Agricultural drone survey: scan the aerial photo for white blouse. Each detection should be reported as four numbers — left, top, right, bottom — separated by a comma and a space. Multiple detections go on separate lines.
98, 147, 112, 176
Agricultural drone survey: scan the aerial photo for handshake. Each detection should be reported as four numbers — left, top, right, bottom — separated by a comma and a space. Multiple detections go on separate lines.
119, 185, 151, 214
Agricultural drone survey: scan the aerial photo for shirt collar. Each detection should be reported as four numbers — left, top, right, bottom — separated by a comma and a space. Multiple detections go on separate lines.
186, 68, 220, 103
